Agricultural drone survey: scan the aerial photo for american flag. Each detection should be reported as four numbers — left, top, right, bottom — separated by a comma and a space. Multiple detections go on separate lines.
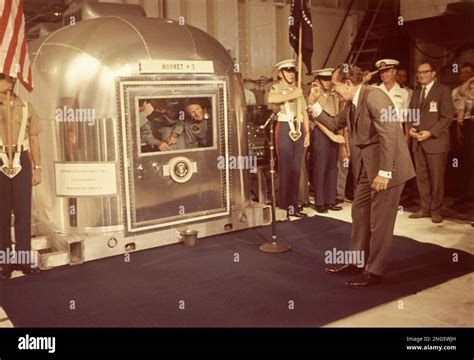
0, 0, 33, 92
289, 0, 313, 75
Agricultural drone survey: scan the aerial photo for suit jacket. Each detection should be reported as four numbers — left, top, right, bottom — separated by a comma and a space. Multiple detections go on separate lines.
315, 85, 415, 188
407, 82, 454, 153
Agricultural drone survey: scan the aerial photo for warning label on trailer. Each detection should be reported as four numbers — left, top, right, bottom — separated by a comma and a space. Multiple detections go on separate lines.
54, 162, 117, 197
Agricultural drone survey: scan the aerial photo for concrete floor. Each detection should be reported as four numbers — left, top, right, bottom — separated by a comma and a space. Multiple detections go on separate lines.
295, 201, 474, 328
1, 200, 472, 328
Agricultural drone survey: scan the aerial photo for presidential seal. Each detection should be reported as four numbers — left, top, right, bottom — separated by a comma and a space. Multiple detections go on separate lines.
168, 156, 194, 183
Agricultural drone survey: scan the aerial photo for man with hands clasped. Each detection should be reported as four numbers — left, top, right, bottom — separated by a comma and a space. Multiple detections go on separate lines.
407, 62, 455, 223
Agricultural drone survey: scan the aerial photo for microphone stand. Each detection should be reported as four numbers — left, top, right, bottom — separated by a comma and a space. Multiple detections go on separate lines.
259, 112, 292, 254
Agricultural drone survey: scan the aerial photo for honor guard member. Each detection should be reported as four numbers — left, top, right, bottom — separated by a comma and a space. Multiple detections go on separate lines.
375, 59, 411, 126
268, 59, 310, 218
0, 73, 42, 279
309, 68, 344, 213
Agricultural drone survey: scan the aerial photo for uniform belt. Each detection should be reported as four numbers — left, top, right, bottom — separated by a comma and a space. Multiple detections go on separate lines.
277, 114, 296, 122
0, 144, 29, 153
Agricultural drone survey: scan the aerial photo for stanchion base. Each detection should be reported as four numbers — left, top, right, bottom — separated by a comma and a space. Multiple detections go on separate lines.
259, 242, 292, 253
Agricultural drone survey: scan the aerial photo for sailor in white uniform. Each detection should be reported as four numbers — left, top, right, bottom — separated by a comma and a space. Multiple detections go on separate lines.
375, 59, 411, 126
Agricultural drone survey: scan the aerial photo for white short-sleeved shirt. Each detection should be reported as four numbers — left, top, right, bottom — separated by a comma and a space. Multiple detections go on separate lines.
377, 82, 410, 122
452, 86, 473, 118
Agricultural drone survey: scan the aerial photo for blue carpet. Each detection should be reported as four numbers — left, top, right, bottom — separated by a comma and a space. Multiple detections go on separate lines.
1, 216, 472, 327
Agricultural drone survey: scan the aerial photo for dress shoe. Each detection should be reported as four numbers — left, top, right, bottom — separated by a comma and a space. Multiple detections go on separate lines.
335, 198, 344, 205
1, 265, 13, 280
325, 264, 364, 275
345, 271, 382, 288
408, 210, 430, 219
431, 213, 443, 223
326, 204, 343, 211
314, 205, 328, 213
13, 264, 41, 275
292, 210, 308, 218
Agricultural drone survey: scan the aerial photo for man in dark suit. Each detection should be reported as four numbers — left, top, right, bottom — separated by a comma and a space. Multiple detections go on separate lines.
308, 64, 415, 288
407, 63, 455, 223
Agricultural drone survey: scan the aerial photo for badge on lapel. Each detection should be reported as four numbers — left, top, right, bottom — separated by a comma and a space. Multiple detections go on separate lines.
429, 101, 438, 112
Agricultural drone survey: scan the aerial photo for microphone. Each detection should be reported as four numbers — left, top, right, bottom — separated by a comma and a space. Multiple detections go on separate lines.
260, 112, 277, 129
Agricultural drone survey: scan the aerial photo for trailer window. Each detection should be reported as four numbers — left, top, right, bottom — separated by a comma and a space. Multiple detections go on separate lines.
137, 96, 214, 154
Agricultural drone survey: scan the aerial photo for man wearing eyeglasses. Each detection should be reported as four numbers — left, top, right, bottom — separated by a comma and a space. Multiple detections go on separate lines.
407, 63, 455, 223
0, 73, 42, 279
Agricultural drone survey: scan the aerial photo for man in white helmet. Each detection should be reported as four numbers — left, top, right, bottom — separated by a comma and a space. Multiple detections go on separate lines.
268, 59, 310, 219
0, 73, 42, 279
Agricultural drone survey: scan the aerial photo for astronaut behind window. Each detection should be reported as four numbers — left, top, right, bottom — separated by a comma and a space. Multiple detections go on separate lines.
174, 100, 212, 149
140, 99, 184, 151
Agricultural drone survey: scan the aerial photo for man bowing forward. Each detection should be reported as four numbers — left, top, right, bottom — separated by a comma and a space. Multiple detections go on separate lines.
308, 64, 415, 288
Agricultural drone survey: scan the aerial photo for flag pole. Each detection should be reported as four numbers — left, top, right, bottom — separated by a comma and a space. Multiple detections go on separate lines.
296, 0, 303, 124
297, 2, 303, 90
6, 90, 13, 170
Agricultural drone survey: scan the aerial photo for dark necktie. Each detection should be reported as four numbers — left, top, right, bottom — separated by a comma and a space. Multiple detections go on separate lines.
420, 86, 426, 107
349, 103, 356, 129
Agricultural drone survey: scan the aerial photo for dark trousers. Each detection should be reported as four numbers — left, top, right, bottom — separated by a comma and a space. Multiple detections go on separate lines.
413, 146, 448, 215
351, 164, 404, 275
462, 120, 474, 200
0, 151, 32, 252
275, 121, 304, 212
298, 147, 309, 205
400, 150, 419, 204
312, 127, 338, 206
336, 156, 350, 201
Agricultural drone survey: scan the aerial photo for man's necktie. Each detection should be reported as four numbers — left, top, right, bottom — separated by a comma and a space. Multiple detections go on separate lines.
349, 103, 356, 129
420, 86, 426, 107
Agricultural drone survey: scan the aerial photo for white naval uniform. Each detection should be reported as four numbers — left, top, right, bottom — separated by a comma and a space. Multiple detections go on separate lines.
377, 82, 410, 125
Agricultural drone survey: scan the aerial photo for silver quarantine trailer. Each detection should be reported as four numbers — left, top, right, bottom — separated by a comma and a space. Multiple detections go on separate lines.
18, 2, 272, 268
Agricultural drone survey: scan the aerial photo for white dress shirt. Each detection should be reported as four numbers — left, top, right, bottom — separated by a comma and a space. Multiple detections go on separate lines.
422, 80, 435, 97
377, 82, 410, 123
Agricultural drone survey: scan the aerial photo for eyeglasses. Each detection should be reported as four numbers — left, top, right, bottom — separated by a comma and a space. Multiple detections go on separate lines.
416, 70, 434, 75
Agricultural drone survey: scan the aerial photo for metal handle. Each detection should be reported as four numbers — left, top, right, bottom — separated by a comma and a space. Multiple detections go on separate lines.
136, 164, 144, 179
